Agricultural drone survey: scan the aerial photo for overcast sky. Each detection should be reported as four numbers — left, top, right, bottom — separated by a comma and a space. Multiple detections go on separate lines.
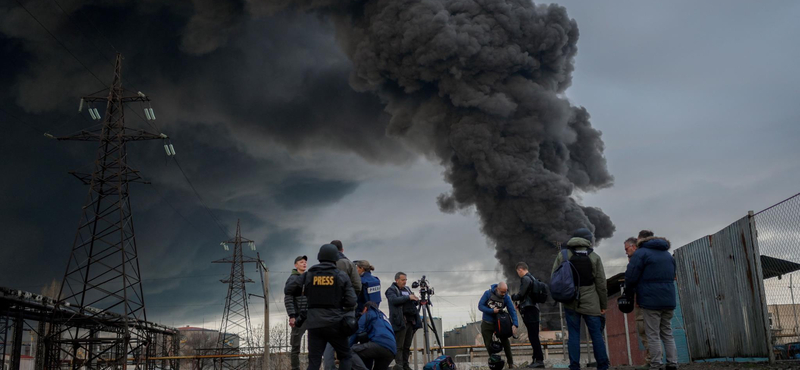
1, 0, 799, 333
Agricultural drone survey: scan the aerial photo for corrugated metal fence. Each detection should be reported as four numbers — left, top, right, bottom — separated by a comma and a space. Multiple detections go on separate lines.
674, 214, 773, 361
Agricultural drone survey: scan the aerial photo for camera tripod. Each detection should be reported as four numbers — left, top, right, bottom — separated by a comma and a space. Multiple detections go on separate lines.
417, 285, 443, 364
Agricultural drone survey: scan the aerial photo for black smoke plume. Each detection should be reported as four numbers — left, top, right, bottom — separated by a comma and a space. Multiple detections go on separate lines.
265, 0, 616, 326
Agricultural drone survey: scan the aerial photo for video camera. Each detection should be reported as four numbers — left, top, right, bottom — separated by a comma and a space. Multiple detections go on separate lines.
411, 275, 434, 296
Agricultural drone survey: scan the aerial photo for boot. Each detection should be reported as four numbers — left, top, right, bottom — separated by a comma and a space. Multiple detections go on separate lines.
527, 360, 545, 368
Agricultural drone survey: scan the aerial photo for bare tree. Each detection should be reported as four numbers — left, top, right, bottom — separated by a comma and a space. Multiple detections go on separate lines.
268, 321, 290, 369
469, 301, 478, 323
180, 330, 217, 370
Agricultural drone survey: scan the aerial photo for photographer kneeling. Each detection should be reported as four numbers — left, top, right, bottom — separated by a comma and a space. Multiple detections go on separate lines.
350, 302, 397, 370
479, 282, 518, 369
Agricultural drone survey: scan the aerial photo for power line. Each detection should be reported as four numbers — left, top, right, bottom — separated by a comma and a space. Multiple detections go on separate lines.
51, 0, 118, 52
49, 0, 151, 92
172, 156, 232, 239
145, 181, 222, 242
0, 106, 47, 134
14, 0, 106, 88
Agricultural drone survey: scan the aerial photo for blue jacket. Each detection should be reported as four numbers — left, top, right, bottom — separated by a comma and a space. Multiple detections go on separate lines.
478, 284, 518, 327
350, 305, 397, 355
357, 271, 382, 312
625, 237, 677, 310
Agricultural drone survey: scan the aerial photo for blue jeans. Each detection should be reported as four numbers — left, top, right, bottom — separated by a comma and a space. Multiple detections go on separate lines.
564, 309, 609, 370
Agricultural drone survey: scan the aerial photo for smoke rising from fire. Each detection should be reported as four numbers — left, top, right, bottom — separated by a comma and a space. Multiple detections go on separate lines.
263, 0, 616, 297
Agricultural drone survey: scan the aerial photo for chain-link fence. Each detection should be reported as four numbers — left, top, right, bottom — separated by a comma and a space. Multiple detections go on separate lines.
755, 193, 800, 354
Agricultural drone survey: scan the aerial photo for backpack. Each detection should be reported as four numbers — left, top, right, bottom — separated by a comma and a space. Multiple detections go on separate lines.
527, 275, 549, 304
570, 250, 594, 287
495, 311, 514, 339
550, 249, 581, 303
423, 355, 456, 370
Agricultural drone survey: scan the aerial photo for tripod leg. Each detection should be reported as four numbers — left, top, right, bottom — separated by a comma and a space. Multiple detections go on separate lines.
425, 304, 444, 355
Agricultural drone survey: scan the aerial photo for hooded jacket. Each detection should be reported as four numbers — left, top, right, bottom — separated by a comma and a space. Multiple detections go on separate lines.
349, 305, 397, 355
283, 269, 308, 320
385, 282, 421, 332
551, 237, 608, 316
478, 284, 519, 327
511, 272, 538, 311
284, 261, 357, 330
336, 252, 363, 295
625, 236, 677, 310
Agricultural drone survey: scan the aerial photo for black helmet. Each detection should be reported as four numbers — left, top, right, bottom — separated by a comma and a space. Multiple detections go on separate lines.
318, 244, 339, 263
488, 354, 505, 370
488, 340, 503, 354
618, 295, 634, 314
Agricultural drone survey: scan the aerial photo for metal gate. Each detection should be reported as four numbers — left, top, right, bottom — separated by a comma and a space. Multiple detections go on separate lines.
674, 214, 773, 360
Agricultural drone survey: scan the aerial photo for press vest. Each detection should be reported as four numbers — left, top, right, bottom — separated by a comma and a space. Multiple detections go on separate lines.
361, 272, 382, 308
305, 269, 343, 308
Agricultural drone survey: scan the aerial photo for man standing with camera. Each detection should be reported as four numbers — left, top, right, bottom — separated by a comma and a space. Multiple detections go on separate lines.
285, 244, 358, 370
385, 272, 419, 370
478, 282, 518, 369
284, 255, 308, 370
511, 263, 545, 368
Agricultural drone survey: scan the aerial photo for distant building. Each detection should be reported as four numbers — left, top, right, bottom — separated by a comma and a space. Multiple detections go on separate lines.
768, 304, 800, 345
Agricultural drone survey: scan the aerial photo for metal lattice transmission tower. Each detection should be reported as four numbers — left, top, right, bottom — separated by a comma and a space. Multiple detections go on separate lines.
45, 53, 168, 370
213, 220, 259, 368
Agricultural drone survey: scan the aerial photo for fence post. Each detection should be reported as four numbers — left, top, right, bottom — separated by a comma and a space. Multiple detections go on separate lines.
750, 210, 776, 364
623, 313, 632, 365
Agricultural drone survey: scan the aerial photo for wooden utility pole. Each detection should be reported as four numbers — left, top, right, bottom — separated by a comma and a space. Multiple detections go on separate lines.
262, 266, 270, 370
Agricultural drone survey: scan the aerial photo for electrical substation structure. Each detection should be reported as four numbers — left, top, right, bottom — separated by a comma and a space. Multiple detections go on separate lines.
0, 53, 179, 370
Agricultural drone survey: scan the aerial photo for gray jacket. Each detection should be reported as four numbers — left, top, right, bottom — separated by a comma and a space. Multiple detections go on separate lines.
337, 252, 362, 295
283, 269, 307, 319
284, 262, 357, 330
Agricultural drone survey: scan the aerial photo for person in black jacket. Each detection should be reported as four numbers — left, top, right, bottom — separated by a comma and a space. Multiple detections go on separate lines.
512, 262, 544, 368
284, 255, 308, 370
385, 272, 419, 370
285, 244, 358, 370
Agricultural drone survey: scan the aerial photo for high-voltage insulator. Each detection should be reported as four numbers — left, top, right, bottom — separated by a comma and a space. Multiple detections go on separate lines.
144, 108, 152, 120
79, 98, 84, 112
148, 108, 156, 120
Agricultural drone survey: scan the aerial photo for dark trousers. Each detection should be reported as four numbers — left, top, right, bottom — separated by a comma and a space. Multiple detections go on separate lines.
521, 306, 544, 362
480, 321, 513, 365
351, 342, 395, 370
393, 322, 415, 368
307, 326, 352, 370
291, 325, 307, 370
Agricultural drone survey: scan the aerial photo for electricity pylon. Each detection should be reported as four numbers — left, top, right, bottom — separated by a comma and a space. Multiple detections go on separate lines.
45, 53, 167, 370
